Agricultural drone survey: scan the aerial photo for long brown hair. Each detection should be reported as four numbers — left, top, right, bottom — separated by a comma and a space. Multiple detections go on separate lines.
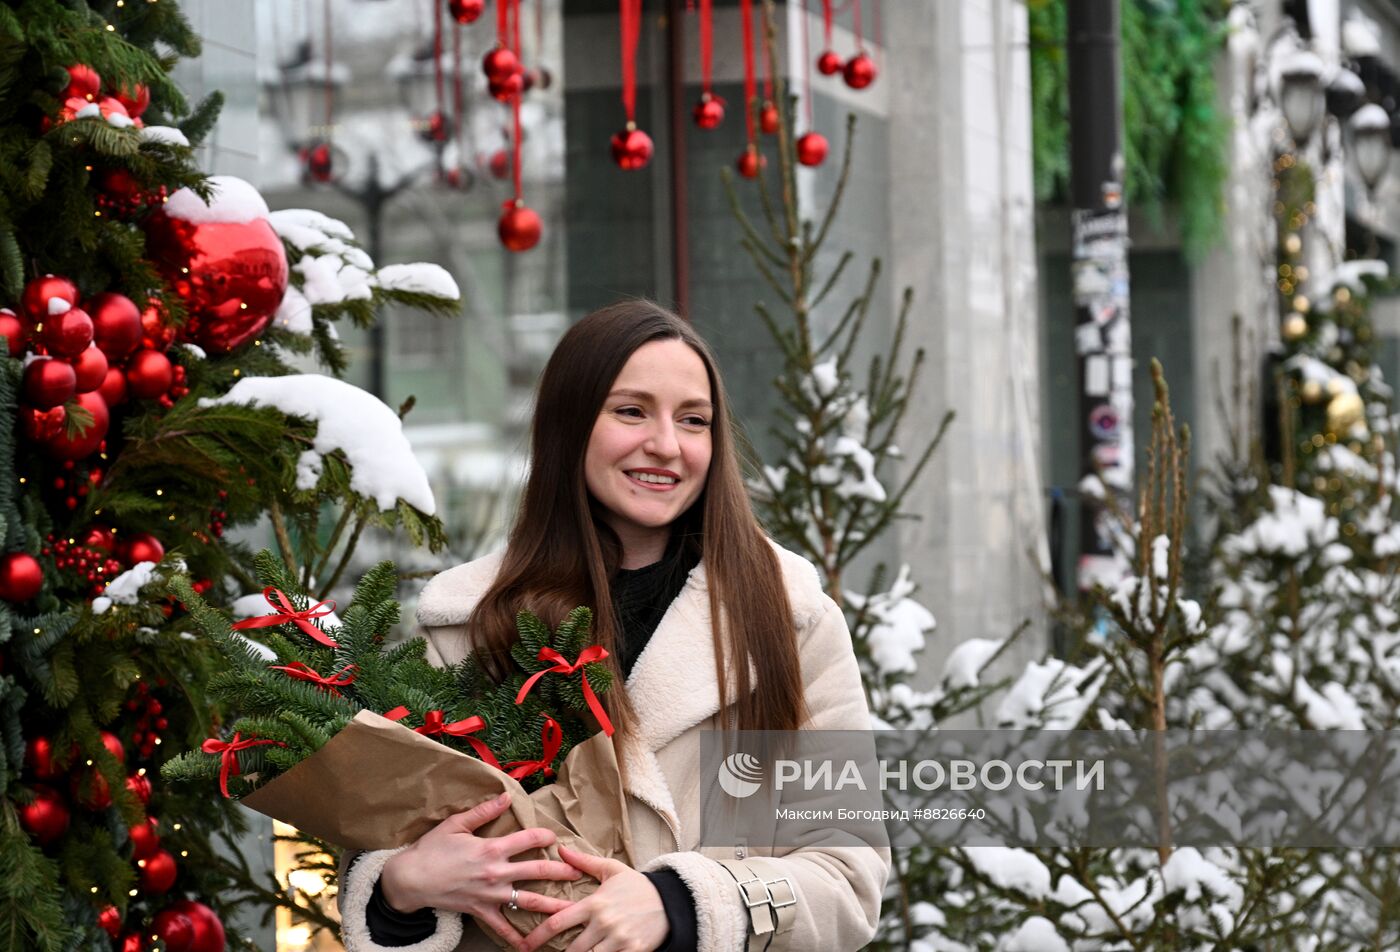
468, 300, 809, 738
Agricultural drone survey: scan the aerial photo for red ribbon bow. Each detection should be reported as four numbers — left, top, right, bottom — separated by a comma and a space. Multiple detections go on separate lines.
514, 646, 614, 736
383, 706, 501, 769
502, 714, 563, 781
268, 661, 358, 697
232, 587, 339, 648
201, 732, 285, 799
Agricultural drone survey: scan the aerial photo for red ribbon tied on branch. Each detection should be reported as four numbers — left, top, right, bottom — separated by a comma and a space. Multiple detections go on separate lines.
202, 732, 285, 798
268, 661, 358, 697
232, 587, 339, 648
503, 714, 563, 781
514, 646, 614, 737
383, 706, 501, 769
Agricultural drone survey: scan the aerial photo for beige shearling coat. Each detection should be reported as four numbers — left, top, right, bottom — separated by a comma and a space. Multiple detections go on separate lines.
337, 542, 890, 952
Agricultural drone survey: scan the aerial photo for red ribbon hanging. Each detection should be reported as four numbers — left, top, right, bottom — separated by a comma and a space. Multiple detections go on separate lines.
698, 0, 715, 98
432, 0, 445, 117
384, 706, 501, 768
497, 0, 510, 46
759, 5, 774, 107
231, 587, 339, 648
740, 0, 756, 146
268, 661, 358, 697
502, 714, 564, 781
513, 645, 615, 737
619, 0, 643, 124
202, 732, 285, 799
322, 0, 334, 133
821, 0, 834, 50
510, 0, 524, 200
802, 0, 813, 124
852, 0, 864, 52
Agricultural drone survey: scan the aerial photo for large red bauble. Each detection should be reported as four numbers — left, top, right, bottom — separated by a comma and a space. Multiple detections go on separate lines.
482, 46, 520, 82
693, 94, 724, 129
23, 358, 77, 409
153, 908, 194, 952
610, 126, 654, 170
125, 772, 153, 805
0, 553, 42, 602
125, 534, 165, 566
25, 736, 63, 780
21, 406, 65, 442
22, 275, 79, 321
114, 83, 150, 118
170, 900, 226, 952
125, 349, 174, 400
18, 785, 69, 844
797, 132, 829, 167
143, 213, 288, 353
46, 390, 109, 461
816, 50, 843, 75
129, 817, 161, 859
0, 309, 26, 357
843, 52, 877, 89
139, 848, 178, 894
98, 367, 127, 407
760, 102, 780, 135
449, 0, 485, 23
100, 731, 125, 765
88, 292, 143, 359
64, 64, 101, 101
736, 147, 766, 179
497, 203, 542, 253
73, 345, 108, 392
97, 904, 123, 939
41, 306, 95, 358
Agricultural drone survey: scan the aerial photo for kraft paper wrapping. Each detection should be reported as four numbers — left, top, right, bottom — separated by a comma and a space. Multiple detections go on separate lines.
241, 709, 634, 949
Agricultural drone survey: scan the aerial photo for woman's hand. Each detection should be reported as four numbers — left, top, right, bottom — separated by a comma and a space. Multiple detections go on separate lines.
380, 791, 583, 952
520, 845, 669, 952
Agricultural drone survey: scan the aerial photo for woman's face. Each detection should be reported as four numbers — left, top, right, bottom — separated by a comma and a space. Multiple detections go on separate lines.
585, 339, 713, 560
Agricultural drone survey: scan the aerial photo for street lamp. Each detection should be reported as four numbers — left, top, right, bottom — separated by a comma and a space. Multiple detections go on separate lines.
262, 40, 348, 152
1351, 103, 1391, 193
1279, 50, 1325, 147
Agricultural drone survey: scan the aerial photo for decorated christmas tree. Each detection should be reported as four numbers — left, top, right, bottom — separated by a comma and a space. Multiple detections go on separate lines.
0, 4, 459, 950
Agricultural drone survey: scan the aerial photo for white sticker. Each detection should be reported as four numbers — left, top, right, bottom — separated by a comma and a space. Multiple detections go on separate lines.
1085, 355, 1110, 396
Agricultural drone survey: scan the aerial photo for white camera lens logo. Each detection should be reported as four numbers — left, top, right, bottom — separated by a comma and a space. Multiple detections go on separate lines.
718, 752, 764, 799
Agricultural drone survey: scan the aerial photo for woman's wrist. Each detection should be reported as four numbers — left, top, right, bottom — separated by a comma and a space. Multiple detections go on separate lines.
379, 849, 425, 914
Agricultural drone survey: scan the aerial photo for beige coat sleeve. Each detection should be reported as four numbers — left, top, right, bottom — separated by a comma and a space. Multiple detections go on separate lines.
642, 597, 892, 952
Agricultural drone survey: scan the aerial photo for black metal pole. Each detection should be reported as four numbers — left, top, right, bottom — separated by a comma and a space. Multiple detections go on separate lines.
1067, 0, 1134, 590
364, 154, 387, 402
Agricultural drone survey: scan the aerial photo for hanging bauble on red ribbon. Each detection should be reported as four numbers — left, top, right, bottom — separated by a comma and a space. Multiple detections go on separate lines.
40, 305, 94, 358
64, 64, 101, 102
301, 142, 335, 183
18, 785, 69, 844
168, 900, 226, 952
489, 72, 525, 102
45, 390, 109, 461
817, 50, 843, 75
128, 817, 160, 859
98, 367, 127, 407
843, 52, 877, 89
736, 146, 766, 179
73, 345, 108, 393
418, 111, 451, 143
125, 534, 165, 566
498, 201, 542, 253
125, 348, 174, 401
0, 553, 43, 602
23, 358, 77, 410
152, 907, 195, 952
488, 149, 511, 179
139, 848, 178, 894
693, 93, 724, 129
22, 275, 79, 322
797, 131, 829, 166
114, 83, 151, 118
97, 905, 122, 939
482, 46, 520, 83
0, 308, 26, 357
759, 101, 780, 135
449, 0, 485, 24
88, 292, 143, 359
610, 123, 654, 170
144, 176, 288, 354
25, 736, 64, 780
125, 772, 153, 805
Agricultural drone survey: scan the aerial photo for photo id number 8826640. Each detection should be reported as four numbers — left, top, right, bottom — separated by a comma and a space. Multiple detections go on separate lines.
913, 808, 987, 821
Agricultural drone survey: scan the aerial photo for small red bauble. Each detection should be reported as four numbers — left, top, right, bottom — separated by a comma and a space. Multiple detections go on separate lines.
693, 94, 724, 130
816, 50, 843, 75
125, 772, 153, 805
83, 527, 116, 552
125, 348, 174, 400
303, 143, 334, 183
797, 132, 829, 166
98, 366, 128, 407
736, 147, 766, 179
21, 406, 65, 442
482, 46, 520, 83
22, 358, 76, 410
97, 904, 123, 939
139, 299, 176, 352
760, 101, 780, 135
118, 932, 143, 952
152, 907, 194, 952
497, 202, 542, 253
0, 552, 42, 602
46, 390, 109, 461
100, 731, 126, 765
64, 64, 101, 101
71, 768, 112, 810
88, 292, 143, 359
18, 785, 69, 844
125, 534, 165, 566
99, 168, 142, 202
139, 848, 178, 894
488, 150, 510, 180
114, 83, 150, 118
843, 52, 877, 89
41, 305, 95, 358
25, 736, 64, 780
610, 125, 654, 170
418, 111, 450, 143
449, 0, 485, 23
0, 308, 27, 357
22, 275, 79, 321
73, 345, 108, 393
489, 73, 524, 102
129, 817, 160, 859
170, 900, 226, 952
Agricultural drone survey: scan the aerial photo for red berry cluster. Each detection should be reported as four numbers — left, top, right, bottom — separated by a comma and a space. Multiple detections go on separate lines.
125, 681, 168, 760
43, 528, 122, 594
95, 168, 170, 217
208, 489, 229, 538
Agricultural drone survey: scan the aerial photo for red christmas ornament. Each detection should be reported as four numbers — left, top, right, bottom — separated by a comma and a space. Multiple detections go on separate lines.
83, 526, 116, 552
125, 349, 174, 400
139, 299, 176, 352
482, 46, 520, 83
610, 124, 654, 171
22, 359, 76, 410
100, 731, 126, 765
129, 817, 160, 859
125, 772, 153, 805
114, 83, 151, 118
21, 275, 79, 321
21, 406, 65, 442
843, 52, 877, 89
816, 50, 843, 75
73, 345, 108, 393
97, 96, 130, 123
125, 534, 165, 566
25, 736, 64, 780
18, 785, 69, 844
0, 308, 27, 357
0, 552, 42, 602
71, 768, 112, 810
302, 143, 334, 183
488, 149, 510, 179
40, 305, 95, 358
497, 202, 542, 253
760, 101, 780, 135
449, 0, 485, 23
97, 905, 122, 939
534, 66, 554, 90
736, 147, 766, 179
693, 93, 724, 130
169, 900, 226, 952
139, 848, 178, 894
143, 199, 289, 354
488, 73, 524, 102
418, 111, 450, 143
152, 907, 194, 952
64, 64, 101, 102
88, 292, 143, 359
797, 131, 829, 166
45, 390, 109, 461
98, 366, 128, 407
118, 933, 143, 952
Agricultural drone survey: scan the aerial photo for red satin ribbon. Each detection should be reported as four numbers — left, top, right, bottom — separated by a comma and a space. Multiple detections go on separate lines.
268, 661, 357, 697
232, 587, 339, 648
502, 714, 563, 781
699, 0, 715, 97
821, 0, 834, 48
514, 646, 615, 737
740, 0, 756, 145
620, 0, 642, 122
202, 732, 285, 799
384, 707, 501, 768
